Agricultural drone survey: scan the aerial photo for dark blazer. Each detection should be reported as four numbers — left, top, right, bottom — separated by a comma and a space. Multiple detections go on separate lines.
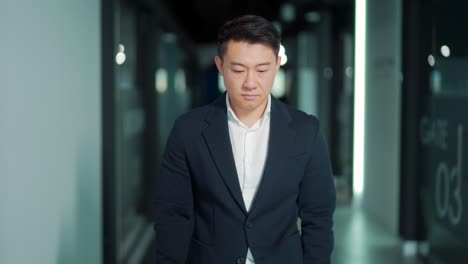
154, 93, 336, 264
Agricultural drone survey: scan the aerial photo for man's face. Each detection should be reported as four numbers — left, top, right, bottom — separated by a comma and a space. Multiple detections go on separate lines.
215, 41, 280, 115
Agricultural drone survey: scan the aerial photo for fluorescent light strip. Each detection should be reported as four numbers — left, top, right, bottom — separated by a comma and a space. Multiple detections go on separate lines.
353, 0, 367, 197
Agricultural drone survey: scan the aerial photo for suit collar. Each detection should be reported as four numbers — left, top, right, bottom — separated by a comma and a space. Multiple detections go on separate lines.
209, 92, 290, 125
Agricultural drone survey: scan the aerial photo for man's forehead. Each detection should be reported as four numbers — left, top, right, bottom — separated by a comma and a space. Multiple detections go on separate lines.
223, 41, 277, 61
225, 40, 274, 51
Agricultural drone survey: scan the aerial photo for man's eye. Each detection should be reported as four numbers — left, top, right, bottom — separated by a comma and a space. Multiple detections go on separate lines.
258, 70, 267, 73
233, 70, 244, 73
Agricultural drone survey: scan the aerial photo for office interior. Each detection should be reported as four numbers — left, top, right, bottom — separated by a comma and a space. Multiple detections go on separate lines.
1, 0, 467, 263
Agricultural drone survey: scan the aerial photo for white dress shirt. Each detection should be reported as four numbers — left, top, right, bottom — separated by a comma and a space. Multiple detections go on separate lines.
226, 93, 271, 264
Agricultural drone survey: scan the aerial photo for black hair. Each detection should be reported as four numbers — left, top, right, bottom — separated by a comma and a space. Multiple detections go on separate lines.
217, 14, 281, 59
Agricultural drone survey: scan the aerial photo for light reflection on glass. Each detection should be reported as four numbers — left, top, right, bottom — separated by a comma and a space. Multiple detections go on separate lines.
218, 74, 226, 93
440, 45, 450, 58
323, 67, 333, 80
272, 69, 286, 98
305, 11, 321, 23
279, 44, 288, 66
156, 68, 168, 93
428, 55, 435, 67
430, 70, 442, 94
175, 69, 187, 93
280, 3, 296, 22
115, 44, 126, 65
345, 66, 353, 78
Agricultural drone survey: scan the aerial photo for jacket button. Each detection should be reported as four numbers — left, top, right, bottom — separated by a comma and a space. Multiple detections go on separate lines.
246, 222, 253, 229
236, 257, 245, 264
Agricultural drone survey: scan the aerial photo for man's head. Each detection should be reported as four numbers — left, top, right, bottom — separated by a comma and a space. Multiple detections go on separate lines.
217, 15, 281, 59
215, 15, 281, 118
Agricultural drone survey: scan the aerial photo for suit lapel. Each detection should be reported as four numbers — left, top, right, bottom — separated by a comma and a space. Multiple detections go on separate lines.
202, 94, 296, 216
202, 94, 248, 214
248, 97, 295, 215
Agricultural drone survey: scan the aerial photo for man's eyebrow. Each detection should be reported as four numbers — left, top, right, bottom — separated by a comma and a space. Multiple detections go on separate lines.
229, 61, 272, 67
256, 62, 272, 66
230, 62, 246, 67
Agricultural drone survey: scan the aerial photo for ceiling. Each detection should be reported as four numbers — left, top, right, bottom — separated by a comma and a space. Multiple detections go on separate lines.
146, 0, 354, 43
162, 0, 283, 43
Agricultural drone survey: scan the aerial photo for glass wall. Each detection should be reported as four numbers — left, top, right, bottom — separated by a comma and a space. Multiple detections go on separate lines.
403, 0, 468, 262
101, 0, 198, 263
420, 0, 468, 262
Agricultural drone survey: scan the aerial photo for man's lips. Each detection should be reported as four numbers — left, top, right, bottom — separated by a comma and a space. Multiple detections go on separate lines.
241, 94, 258, 100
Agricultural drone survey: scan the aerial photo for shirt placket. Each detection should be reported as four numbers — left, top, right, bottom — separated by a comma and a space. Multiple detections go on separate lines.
240, 127, 247, 193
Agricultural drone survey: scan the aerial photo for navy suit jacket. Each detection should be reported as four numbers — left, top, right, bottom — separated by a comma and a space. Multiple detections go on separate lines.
154, 93, 336, 264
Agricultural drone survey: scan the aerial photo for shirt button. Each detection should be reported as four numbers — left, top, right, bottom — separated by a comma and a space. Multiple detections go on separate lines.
237, 257, 245, 264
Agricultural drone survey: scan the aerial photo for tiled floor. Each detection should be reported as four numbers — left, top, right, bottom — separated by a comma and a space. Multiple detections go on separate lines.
331, 205, 422, 264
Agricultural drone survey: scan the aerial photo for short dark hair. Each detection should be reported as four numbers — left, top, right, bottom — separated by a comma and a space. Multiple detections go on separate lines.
217, 14, 281, 59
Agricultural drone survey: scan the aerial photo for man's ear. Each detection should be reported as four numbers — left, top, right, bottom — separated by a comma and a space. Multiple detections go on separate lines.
214, 56, 224, 75
276, 55, 282, 70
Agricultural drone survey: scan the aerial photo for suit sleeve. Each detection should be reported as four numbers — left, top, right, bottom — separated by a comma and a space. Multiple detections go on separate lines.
297, 118, 336, 264
154, 119, 194, 264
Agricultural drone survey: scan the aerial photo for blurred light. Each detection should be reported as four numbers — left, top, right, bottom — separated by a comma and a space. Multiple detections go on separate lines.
419, 241, 430, 257
115, 52, 126, 65
430, 70, 442, 94
440, 45, 450, 57
162, 33, 177, 43
271, 69, 286, 98
280, 3, 296, 22
115, 44, 126, 65
304, 11, 321, 23
353, 0, 367, 197
428, 55, 435, 67
323, 67, 333, 80
155, 68, 168, 93
279, 44, 288, 66
403, 241, 418, 257
280, 54, 288, 66
175, 69, 187, 93
218, 74, 226, 92
273, 21, 282, 34
345, 66, 353, 78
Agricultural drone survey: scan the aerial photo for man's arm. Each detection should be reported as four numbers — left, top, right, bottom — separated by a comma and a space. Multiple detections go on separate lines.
154, 119, 194, 264
297, 118, 336, 264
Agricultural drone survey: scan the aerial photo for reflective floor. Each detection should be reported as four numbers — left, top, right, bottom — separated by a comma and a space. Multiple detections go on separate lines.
332, 205, 423, 264
144, 204, 425, 264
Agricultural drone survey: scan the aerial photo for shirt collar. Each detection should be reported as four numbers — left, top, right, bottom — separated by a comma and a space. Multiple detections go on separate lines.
226, 92, 271, 127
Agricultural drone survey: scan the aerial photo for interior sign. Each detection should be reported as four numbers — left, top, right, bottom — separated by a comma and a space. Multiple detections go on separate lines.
420, 116, 464, 226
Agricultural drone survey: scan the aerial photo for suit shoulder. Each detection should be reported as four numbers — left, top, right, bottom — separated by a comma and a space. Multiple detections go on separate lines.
175, 105, 209, 124
275, 101, 320, 142
282, 102, 319, 128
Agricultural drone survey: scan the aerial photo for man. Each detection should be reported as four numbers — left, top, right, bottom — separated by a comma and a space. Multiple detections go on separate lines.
154, 14, 336, 264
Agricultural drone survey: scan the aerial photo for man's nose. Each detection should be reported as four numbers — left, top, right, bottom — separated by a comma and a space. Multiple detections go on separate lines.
243, 71, 257, 89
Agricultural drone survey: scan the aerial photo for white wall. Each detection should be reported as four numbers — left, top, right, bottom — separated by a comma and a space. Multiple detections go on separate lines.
362, 0, 402, 234
1, 1, 102, 263
0, 33, 7, 261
